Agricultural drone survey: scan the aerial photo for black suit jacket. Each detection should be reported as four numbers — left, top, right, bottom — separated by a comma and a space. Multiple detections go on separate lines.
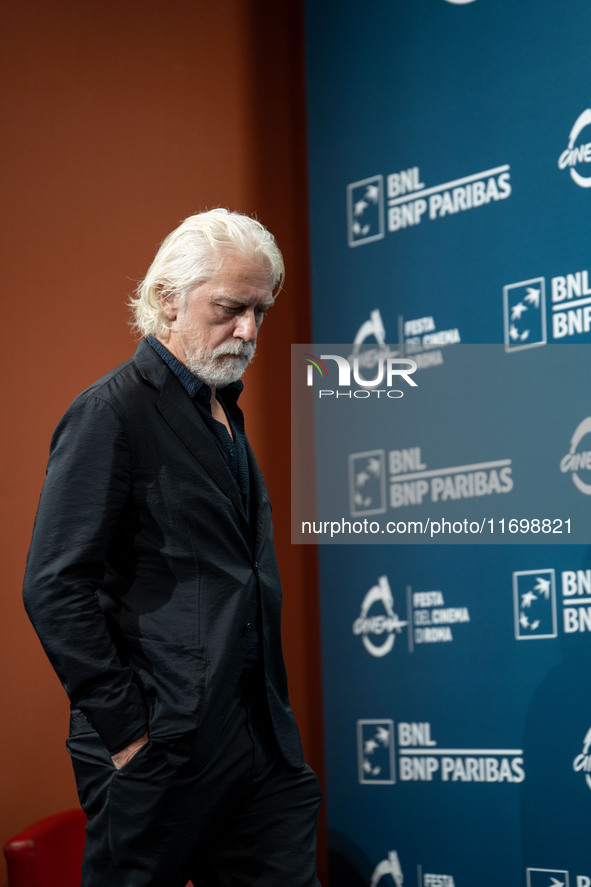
23, 339, 304, 767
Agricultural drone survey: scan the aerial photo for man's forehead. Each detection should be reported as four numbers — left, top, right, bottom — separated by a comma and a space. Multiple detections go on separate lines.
213, 248, 273, 275
187, 251, 276, 304
204, 266, 275, 298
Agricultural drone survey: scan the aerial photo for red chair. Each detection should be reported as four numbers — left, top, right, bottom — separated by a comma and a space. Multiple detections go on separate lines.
3, 809, 86, 887
3, 810, 194, 887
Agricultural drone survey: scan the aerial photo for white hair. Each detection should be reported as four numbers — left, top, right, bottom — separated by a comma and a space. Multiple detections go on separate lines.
130, 209, 285, 338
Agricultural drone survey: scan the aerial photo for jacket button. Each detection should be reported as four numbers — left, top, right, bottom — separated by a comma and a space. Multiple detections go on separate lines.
242, 622, 255, 635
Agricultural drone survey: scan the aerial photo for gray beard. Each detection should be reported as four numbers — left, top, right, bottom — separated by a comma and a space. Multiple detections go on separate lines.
184, 340, 255, 388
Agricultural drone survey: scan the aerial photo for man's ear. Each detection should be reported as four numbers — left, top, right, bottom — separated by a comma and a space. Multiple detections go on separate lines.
160, 289, 179, 322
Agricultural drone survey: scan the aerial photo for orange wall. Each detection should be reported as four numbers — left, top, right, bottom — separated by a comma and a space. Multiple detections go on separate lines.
1, 1, 325, 882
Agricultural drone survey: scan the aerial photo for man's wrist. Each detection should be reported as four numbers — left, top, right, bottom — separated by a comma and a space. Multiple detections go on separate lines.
110, 732, 149, 770
109, 723, 149, 756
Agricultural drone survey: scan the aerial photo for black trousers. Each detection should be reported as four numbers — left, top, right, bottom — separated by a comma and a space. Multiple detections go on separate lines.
67, 672, 322, 886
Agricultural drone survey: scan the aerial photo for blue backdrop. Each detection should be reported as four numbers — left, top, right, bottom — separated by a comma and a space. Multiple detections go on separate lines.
304, 1, 591, 884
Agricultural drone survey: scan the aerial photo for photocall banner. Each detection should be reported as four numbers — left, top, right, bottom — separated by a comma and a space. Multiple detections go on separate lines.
303, 0, 591, 884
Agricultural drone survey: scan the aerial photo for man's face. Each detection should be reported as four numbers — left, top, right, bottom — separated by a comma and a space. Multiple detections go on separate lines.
162, 251, 275, 388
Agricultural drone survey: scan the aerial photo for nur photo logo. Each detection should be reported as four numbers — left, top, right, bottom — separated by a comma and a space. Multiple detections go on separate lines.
302, 351, 418, 400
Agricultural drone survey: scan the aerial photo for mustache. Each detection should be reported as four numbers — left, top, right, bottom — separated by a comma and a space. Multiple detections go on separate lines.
212, 341, 255, 361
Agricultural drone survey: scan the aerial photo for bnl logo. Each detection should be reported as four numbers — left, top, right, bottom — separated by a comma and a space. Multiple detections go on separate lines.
527, 872, 570, 887
347, 176, 384, 247
357, 719, 396, 784
527, 870, 591, 886
513, 570, 557, 640
503, 278, 546, 350
350, 450, 387, 516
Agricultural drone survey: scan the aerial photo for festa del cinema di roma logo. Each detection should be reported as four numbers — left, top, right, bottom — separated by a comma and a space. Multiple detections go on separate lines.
303, 352, 418, 399
370, 849, 459, 887
573, 726, 591, 792
560, 417, 591, 495
559, 106, 591, 188
352, 576, 408, 657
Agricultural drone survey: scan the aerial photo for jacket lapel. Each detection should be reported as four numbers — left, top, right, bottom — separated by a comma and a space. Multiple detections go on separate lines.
133, 340, 247, 521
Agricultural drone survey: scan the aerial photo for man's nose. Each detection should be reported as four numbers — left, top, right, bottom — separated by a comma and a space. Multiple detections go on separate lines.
233, 311, 257, 342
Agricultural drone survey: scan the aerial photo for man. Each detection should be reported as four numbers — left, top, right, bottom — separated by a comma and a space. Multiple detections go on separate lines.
23, 209, 322, 886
